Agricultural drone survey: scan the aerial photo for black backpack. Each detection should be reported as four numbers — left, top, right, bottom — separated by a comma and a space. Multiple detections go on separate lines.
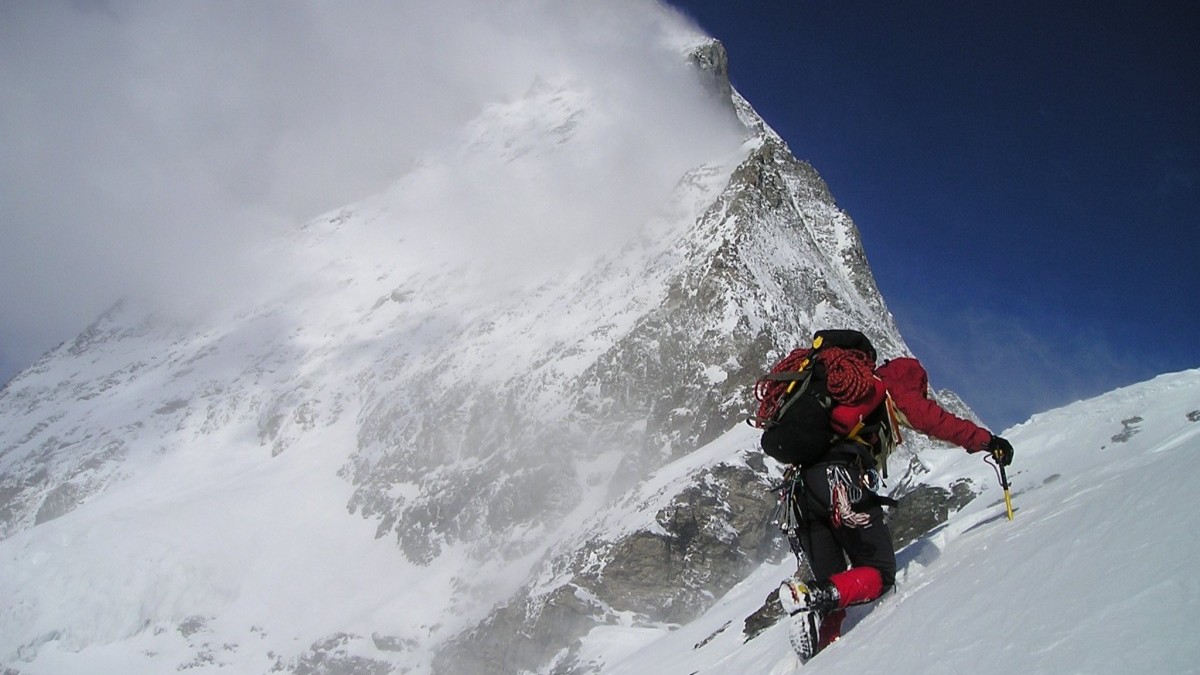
750, 330, 878, 466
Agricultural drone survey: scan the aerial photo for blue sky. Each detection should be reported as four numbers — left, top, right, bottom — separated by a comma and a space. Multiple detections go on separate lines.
668, 0, 1199, 431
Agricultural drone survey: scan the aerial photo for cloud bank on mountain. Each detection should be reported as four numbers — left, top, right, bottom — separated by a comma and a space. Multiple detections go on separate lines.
0, 0, 741, 374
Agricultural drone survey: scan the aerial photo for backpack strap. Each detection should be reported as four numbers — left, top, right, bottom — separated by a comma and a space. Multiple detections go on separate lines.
770, 367, 831, 427
762, 371, 811, 382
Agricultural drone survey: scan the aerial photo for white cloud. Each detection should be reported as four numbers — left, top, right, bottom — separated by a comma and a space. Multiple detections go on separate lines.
0, 0, 740, 371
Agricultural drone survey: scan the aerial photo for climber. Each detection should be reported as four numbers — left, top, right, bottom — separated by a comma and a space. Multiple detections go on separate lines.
754, 330, 1014, 661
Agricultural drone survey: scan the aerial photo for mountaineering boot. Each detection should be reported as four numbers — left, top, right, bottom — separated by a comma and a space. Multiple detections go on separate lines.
788, 608, 823, 662
778, 577, 840, 616
778, 578, 840, 662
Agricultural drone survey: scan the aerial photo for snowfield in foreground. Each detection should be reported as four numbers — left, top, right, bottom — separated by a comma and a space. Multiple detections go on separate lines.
598, 368, 1200, 674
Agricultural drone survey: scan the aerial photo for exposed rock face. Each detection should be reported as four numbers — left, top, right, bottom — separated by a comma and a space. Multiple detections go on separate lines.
279, 634, 395, 675
687, 40, 734, 110
0, 305, 156, 538
742, 589, 785, 642
433, 451, 785, 675
890, 479, 978, 549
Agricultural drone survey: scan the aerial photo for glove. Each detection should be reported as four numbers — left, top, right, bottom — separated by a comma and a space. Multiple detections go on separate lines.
986, 435, 1014, 466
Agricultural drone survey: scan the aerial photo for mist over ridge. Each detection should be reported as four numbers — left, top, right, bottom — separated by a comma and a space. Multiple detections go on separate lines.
0, 0, 740, 373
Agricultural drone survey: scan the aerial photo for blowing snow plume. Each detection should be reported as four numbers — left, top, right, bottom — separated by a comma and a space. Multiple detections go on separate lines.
0, 0, 742, 377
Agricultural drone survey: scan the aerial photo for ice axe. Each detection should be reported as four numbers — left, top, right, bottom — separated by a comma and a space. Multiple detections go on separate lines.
986, 453, 1015, 521
998, 462, 1015, 521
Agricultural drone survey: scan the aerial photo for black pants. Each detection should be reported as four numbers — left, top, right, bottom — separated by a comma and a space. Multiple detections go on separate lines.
800, 460, 897, 592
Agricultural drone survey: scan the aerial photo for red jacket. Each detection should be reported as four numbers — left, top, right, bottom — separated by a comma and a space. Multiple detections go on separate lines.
875, 357, 992, 453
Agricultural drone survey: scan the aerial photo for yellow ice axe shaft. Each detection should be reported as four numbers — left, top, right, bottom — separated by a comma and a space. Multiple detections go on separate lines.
999, 463, 1015, 521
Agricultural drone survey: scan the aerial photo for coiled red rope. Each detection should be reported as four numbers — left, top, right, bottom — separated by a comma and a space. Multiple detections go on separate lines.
752, 346, 877, 427
821, 347, 876, 404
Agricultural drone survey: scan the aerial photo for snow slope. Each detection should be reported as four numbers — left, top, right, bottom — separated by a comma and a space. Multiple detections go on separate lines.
597, 368, 1200, 674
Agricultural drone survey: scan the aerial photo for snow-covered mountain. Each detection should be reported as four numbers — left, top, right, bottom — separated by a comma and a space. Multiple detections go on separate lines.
0, 14, 921, 671
5, 7, 1175, 675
